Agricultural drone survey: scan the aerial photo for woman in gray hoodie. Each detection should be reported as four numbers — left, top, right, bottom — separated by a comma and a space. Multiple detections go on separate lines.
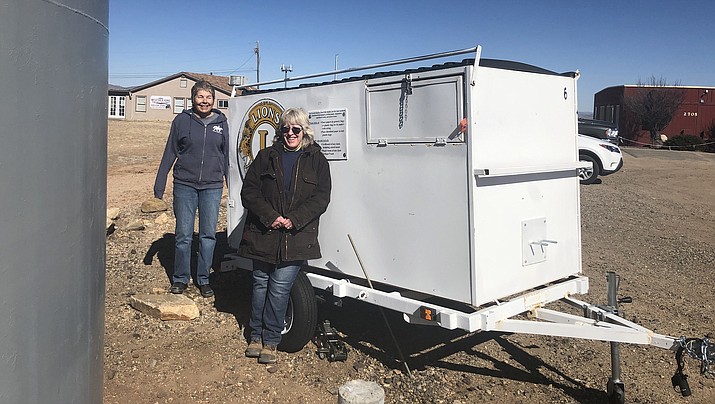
153, 81, 229, 298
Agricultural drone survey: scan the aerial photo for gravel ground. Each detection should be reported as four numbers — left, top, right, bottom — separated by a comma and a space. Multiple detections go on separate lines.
105, 120, 715, 403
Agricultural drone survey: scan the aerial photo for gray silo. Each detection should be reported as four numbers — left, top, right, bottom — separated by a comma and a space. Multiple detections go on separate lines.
0, 1, 108, 403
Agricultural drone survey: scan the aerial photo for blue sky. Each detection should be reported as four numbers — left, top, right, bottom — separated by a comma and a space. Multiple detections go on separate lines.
109, 0, 714, 113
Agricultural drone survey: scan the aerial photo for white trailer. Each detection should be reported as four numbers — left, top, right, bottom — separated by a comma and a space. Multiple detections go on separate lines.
223, 47, 713, 401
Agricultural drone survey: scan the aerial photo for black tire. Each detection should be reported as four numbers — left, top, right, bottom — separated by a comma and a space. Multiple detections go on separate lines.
579, 154, 600, 185
277, 271, 318, 353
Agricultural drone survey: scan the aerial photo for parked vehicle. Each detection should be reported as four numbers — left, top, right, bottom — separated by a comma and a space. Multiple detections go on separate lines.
578, 118, 619, 144
577, 134, 623, 184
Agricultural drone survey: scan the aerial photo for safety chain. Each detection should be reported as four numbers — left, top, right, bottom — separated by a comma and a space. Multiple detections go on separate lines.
398, 74, 412, 129
671, 336, 714, 396
678, 336, 715, 376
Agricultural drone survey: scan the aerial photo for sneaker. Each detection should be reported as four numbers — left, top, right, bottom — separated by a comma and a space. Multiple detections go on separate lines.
169, 282, 187, 294
258, 345, 278, 364
245, 339, 262, 358
198, 284, 214, 298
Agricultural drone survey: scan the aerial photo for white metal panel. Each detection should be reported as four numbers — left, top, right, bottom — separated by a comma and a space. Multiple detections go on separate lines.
468, 65, 581, 305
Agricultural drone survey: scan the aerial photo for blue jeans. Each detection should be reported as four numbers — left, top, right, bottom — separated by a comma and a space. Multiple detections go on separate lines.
172, 183, 222, 286
250, 260, 303, 346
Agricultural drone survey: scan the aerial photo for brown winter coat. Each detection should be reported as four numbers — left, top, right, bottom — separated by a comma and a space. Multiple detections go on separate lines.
238, 142, 331, 264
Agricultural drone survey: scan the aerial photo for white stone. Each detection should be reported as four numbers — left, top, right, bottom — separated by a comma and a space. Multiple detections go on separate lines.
154, 212, 170, 224
106, 207, 120, 220
338, 380, 384, 404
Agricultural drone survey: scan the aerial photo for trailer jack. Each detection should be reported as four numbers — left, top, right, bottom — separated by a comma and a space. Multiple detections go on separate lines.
313, 320, 348, 362
598, 272, 714, 402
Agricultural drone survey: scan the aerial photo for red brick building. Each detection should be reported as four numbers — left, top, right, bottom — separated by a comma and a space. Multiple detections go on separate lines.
593, 85, 715, 145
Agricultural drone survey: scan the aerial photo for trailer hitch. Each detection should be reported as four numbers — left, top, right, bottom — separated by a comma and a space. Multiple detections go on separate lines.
313, 320, 348, 362
672, 336, 715, 397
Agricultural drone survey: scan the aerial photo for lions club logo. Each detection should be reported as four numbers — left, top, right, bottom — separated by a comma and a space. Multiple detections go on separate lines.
238, 99, 284, 171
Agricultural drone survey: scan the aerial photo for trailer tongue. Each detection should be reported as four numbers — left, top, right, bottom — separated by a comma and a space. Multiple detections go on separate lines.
223, 46, 713, 401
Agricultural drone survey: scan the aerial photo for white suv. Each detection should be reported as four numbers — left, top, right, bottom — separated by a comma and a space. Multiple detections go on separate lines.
577, 134, 623, 184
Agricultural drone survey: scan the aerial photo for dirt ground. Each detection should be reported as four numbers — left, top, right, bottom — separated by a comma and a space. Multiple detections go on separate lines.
104, 119, 715, 403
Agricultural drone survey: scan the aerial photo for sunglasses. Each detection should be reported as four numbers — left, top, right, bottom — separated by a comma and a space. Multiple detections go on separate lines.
280, 126, 302, 135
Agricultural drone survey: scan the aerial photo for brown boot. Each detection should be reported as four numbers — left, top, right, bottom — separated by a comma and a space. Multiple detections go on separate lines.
245, 339, 262, 358
258, 344, 277, 364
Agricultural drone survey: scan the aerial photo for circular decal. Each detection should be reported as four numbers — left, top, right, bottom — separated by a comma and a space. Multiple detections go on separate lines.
238, 99, 284, 171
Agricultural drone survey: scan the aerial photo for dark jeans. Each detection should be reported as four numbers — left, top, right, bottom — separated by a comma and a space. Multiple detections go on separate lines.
172, 183, 222, 286
249, 260, 303, 346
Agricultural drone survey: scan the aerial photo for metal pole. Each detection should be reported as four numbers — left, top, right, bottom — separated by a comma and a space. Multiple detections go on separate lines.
254, 41, 260, 89
348, 234, 412, 377
606, 271, 625, 403
237, 46, 479, 89
280, 64, 293, 89
334, 54, 339, 81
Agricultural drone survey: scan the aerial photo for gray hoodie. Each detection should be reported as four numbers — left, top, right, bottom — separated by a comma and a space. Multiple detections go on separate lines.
153, 108, 229, 198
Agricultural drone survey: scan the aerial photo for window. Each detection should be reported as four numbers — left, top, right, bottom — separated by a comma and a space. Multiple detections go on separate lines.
187, 99, 192, 109
136, 96, 147, 112
218, 99, 228, 109
180, 78, 188, 88
174, 97, 185, 114
108, 96, 126, 119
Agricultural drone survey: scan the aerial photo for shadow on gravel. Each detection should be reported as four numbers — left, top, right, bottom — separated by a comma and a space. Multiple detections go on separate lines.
143, 230, 253, 336
211, 269, 252, 339
143, 230, 233, 286
321, 298, 607, 403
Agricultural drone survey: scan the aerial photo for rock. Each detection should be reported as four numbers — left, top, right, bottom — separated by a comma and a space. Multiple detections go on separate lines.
126, 220, 145, 231
141, 197, 168, 213
107, 207, 120, 220
106, 217, 115, 235
338, 380, 384, 404
128, 293, 200, 321
154, 212, 170, 224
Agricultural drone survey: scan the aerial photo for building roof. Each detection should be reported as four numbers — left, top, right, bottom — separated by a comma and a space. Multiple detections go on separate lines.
129, 72, 233, 96
108, 84, 130, 95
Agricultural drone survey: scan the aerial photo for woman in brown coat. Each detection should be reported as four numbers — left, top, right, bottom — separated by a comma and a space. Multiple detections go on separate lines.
239, 107, 331, 364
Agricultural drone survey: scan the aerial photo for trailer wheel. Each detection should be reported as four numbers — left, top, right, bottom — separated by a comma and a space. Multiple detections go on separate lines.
278, 271, 317, 353
579, 154, 600, 184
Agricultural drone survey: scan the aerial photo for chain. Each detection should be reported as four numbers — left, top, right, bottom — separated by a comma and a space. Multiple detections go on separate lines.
678, 336, 715, 376
398, 74, 412, 129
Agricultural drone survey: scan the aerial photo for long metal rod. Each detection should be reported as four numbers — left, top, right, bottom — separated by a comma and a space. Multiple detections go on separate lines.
348, 234, 412, 377
235, 46, 479, 89
606, 271, 624, 399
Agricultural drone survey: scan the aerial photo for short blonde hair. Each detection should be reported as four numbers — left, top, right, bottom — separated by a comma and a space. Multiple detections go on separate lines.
274, 108, 314, 148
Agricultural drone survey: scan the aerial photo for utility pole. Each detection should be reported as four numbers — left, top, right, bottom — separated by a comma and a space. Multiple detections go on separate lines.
334, 54, 339, 81
280, 64, 293, 88
254, 41, 260, 88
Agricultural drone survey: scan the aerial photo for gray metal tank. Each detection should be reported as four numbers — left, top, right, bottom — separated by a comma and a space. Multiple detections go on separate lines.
0, 1, 108, 403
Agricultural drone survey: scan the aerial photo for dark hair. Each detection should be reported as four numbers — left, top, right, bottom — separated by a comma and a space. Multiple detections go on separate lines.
191, 80, 215, 100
